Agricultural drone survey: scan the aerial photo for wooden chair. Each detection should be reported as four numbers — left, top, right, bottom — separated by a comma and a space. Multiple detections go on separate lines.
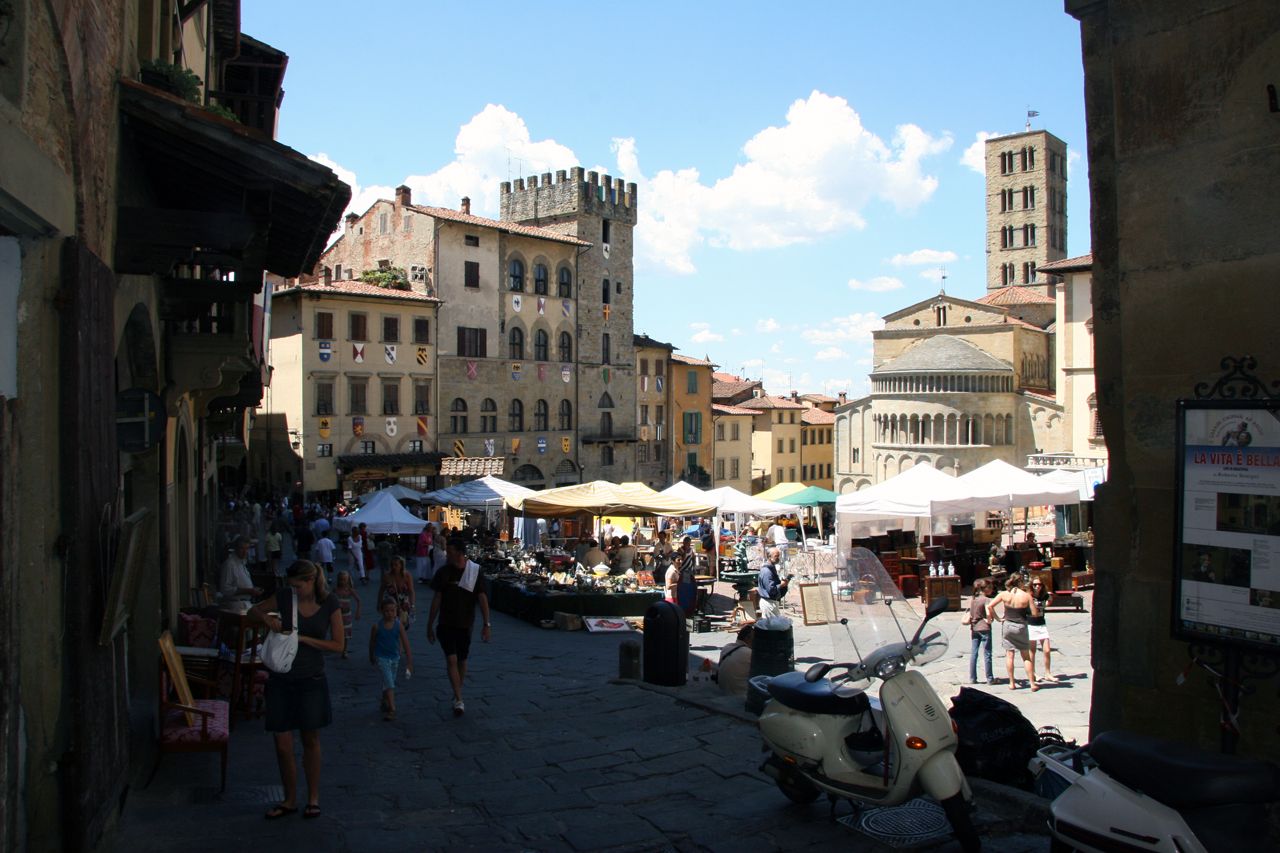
151, 630, 230, 792
731, 590, 760, 626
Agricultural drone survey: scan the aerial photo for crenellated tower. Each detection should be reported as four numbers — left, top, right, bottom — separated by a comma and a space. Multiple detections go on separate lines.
501, 169, 639, 482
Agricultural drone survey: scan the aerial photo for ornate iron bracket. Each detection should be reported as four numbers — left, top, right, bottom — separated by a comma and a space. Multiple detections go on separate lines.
1192, 355, 1280, 400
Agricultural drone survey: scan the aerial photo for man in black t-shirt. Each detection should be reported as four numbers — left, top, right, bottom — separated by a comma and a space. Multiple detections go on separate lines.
427, 536, 492, 717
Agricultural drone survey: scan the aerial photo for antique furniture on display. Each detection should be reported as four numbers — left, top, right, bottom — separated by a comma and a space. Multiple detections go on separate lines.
215, 601, 267, 728
153, 631, 230, 792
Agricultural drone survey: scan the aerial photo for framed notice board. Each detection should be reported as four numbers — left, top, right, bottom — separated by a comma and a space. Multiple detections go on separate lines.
799, 582, 838, 626
1173, 399, 1280, 652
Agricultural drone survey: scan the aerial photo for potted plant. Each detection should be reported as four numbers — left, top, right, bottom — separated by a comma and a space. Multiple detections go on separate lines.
139, 59, 202, 102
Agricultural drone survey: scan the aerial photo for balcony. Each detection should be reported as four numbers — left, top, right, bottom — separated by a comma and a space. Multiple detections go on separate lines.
1025, 453, 1108, 471
165, 299, 260, 415
580, 429, 639, 444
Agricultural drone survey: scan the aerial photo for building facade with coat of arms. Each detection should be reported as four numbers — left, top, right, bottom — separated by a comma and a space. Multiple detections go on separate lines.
276, 172, 639, 494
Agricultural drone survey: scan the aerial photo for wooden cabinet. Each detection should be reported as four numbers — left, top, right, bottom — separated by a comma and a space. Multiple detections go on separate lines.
921, 576, 962, 611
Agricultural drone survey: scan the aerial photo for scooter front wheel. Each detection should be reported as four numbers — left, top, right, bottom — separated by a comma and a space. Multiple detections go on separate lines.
775, 770, 821, 804
940, 793, 981, 852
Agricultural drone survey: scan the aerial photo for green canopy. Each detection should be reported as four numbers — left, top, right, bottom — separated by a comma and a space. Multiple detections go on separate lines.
774, 485, 839, 506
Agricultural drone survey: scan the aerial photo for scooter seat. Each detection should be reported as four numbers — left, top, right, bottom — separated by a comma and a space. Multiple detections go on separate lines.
766, 671, 871, 716
1090, 730, 1280, 808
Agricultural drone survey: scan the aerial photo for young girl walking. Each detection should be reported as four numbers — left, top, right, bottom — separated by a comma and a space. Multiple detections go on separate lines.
332, 571, 361, 658
369, 598, 413, 720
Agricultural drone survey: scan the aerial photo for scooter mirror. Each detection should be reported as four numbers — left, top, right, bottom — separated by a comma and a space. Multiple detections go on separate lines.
804, 662, 831, 683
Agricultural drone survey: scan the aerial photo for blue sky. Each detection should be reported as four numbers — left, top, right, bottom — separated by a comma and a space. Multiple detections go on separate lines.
244, 2, 1087, 398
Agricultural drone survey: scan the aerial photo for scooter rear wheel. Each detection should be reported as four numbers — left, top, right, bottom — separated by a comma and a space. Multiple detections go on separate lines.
775, 771, 821, 804
940, 793, 981, 852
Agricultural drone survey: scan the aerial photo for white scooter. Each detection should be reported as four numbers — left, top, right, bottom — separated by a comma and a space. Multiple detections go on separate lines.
757, 548, 980, 852
1039, 729, 1280, 853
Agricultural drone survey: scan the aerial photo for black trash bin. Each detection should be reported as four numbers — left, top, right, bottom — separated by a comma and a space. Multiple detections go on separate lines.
750, 623, 794, 678
643, 600, 688, 686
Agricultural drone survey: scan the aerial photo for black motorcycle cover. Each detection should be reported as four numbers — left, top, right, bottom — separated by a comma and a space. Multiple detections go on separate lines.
949, 686, 1039, 787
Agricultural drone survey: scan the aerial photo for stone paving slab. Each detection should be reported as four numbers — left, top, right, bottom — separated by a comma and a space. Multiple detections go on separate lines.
113, 548, 1066, 852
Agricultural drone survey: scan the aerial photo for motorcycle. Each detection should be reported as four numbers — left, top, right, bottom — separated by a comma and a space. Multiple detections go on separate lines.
1038, 729, 1280, 853
757, 548, 980, 852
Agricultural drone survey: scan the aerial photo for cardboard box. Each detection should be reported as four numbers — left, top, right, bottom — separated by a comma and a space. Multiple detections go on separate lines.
554, 611, 584, 631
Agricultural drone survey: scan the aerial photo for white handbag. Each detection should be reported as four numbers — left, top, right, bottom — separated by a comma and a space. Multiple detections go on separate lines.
261, 589, 299, 674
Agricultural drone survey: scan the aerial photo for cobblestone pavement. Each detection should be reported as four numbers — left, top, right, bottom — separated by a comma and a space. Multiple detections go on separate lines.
114, 552, 1074, 852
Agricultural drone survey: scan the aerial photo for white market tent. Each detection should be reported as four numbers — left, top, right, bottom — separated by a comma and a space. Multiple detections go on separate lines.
332, 490, 427, 535
357, 483, 424, 504
422, 475, 536, 510
930, 459, 1083, 517
835, 462, 967, 518
703, 486, 795, 517
1038, 466, 1107, 501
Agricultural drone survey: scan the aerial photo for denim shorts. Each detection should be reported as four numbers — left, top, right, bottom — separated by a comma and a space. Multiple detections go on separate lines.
376, 655, 399, 691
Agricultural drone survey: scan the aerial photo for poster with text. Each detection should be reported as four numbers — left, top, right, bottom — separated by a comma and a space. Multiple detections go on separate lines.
1175, 401, 1280, 650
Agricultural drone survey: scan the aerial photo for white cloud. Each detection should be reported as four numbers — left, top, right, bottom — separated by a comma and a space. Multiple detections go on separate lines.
815, 347, 848, 361
919, 268, 945, 283
313, 104, 580, 245
821, 378, 853, 397
1067, 148, 1081, 179
730, 328, 744, 336
689, 322, 724, 344
887, 248, 957, 267
961, 131, 1000, 174
756, 318, 781, 333
769, 343, 783, 354
317, 97, 952, 277
801, 312, 884, 345
618, 91, 951, 274
847, 276, 904, 293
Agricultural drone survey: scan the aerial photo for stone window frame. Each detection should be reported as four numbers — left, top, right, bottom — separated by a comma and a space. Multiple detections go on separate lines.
508, 399, 524, 432
480, 398, 497, 433
557, 266, 573, 298
533, 262, 549, 295
508, 325, 525, 360
508, 256, 526, 292
533, 328, 549, 361
559, 399, 573, 431
534, 399, 549, 431
450, 398, 468, 434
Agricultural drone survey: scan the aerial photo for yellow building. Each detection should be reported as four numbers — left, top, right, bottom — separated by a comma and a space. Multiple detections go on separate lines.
670, 353, 716, 486
712, 403, 755, 492
741, 395, 807, 491
800, 407, 836, 490
263, 279, 441, 497
634, 334, 674, 489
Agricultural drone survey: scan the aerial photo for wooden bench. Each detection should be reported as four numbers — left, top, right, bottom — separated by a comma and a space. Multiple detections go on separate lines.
150, 630, 230, 792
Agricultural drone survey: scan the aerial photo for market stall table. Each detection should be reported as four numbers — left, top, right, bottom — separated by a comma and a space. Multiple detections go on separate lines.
487, 577, 662, 625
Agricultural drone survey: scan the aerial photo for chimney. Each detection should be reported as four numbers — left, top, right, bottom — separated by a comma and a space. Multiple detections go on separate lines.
394, 185, 411, 207
460, 196, 471, 215
838, 391, 847, 405
791, 391, 799, 402
344, 212, 358, 232
322, 266, 332, 286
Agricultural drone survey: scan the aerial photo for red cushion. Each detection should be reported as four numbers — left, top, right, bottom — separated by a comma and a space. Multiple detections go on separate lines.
161, 699, 229, 745
179, 613, 218, 648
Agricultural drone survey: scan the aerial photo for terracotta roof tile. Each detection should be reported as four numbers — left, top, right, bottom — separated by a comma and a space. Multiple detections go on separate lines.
801, 408, 836, 425
738, 395, 807, 410
671, 352, 716, 366
407, 203, 592, 247
712, 378, 762, 399
1038, 253, 1093, 274
281, 280, 442, 302
712, 403, 757, 416
440, 457, 506, 477
975, 285, 1056, 306
800, 393, 839, 403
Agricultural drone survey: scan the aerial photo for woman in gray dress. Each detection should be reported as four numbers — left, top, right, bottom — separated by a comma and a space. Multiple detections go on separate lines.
987, 574, 1042, 691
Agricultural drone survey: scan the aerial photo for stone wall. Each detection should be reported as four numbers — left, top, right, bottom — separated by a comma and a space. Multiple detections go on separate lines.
1068, 0, 1280, 753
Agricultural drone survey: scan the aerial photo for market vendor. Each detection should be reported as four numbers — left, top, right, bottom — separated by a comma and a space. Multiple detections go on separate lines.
582, 539, 608, 569
612, 536, 638, 573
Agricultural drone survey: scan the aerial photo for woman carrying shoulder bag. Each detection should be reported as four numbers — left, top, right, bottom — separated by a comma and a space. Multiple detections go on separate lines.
251, 560, 344, 820
987, 574, 1041, 691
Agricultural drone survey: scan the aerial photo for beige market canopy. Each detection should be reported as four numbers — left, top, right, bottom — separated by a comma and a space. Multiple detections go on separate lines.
505, 479, 717, 518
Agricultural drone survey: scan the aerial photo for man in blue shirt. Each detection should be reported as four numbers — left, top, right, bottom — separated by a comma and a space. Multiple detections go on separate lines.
757, 547, 788, 619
